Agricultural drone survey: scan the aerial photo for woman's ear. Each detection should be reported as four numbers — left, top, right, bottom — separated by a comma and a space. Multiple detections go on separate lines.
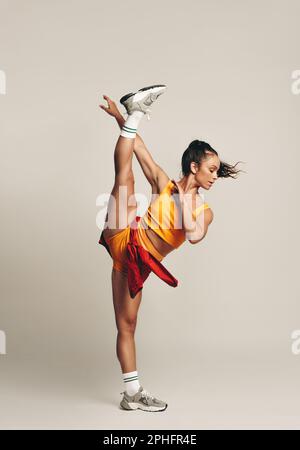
190, 162, 199, 174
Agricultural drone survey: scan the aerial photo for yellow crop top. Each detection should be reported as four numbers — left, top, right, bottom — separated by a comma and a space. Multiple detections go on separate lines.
141, 179, 210, 249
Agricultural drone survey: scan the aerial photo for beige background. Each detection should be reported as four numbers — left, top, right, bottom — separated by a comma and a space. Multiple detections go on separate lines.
1, 0, 300, 429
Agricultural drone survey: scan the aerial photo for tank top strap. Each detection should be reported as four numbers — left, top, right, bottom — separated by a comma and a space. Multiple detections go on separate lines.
161, 179, 175, 196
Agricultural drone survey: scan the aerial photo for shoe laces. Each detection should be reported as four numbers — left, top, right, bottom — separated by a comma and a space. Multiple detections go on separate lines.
141, 388, 155, 401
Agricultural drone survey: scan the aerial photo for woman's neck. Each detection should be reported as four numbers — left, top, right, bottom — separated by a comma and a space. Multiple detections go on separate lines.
176, 176, 199, 194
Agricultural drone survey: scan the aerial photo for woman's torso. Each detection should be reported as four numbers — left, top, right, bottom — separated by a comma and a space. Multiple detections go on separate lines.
144, 226, 174, 257
142, 178, 209, 257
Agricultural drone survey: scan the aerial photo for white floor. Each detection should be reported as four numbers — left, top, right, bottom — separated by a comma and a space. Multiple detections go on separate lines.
1, 353, 299, 430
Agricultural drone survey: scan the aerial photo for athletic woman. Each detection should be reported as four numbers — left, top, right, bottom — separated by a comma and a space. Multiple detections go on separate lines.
98, 85, 242, 412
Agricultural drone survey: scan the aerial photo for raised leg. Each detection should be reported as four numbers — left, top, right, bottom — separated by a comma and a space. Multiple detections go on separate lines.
103, 134, 138, 240
115, 113, 162, 187
111, 268, 143, 372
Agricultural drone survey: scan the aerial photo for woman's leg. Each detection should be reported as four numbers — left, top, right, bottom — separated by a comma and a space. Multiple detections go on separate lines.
111, 268, 142, 372
103, 134, 138, 240
115, 113, 161, 187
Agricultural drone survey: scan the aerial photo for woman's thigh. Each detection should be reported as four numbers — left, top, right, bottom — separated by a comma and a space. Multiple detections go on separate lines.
111, 268, 142, 331
103, 170, 137, 241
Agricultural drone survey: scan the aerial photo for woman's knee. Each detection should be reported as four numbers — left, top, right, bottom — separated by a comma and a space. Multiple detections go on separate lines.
115, 169, 135, 186
116, 317, 137, 334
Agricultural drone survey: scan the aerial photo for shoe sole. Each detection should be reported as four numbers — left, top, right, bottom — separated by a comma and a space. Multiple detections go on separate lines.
138, 84, 166, 92
120, 401, 168, 412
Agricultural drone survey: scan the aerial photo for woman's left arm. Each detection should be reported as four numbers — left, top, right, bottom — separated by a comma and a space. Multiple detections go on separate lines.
175, 185, 214, 243
188, 208, 214, 244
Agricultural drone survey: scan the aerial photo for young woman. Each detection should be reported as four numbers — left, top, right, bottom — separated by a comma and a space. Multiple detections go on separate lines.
98, 85, 242, 412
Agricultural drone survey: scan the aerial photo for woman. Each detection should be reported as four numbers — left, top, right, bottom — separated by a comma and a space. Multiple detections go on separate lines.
98, 85, 242, 412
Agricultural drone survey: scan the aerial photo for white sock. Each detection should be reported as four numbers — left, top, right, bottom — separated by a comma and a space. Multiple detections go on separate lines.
120, 110, 145, 139
122, 370, 141, 395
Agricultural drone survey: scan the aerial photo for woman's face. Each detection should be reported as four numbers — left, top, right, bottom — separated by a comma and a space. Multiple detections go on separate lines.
193, 154, 220, 190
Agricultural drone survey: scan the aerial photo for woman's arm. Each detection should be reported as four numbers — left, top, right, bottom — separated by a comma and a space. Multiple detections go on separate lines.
187, 208, 214, 244
175, 183, 214, 243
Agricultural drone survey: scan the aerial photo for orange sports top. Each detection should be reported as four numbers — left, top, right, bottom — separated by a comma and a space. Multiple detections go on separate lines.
140, 179, 210, 249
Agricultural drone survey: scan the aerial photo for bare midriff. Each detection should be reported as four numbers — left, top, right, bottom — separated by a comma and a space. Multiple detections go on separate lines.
144, 227, 175, 258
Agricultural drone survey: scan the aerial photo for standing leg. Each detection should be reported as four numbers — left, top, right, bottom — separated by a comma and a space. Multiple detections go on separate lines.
111, 269, 142, 372
111, 268, 143, 395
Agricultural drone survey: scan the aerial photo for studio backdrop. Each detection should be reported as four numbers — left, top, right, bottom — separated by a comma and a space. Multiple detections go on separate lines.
0, 0, 300, 429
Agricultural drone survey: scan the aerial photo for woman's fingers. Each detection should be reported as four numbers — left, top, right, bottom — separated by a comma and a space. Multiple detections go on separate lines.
99, 94, 118, 116
103, 94, 112, 103
99, 94, 110, 110
103, 94, 115, 105
99, 103, 114, 116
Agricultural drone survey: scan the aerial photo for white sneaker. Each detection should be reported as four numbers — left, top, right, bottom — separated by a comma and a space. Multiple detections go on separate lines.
120, 385, 168, 412
119, 84, 167, 120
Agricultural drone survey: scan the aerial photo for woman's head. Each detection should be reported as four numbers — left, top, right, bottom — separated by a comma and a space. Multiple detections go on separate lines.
181, 140, 243, 190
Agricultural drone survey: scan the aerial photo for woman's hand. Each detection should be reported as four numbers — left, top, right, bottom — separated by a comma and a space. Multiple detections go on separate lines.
99, 95, 121, 118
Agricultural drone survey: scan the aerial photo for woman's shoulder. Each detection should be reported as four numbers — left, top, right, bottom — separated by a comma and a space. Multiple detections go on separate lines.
151, 168, 172, 195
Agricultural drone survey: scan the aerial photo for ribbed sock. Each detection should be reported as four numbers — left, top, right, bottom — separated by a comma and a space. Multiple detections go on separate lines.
122, 370, 141, 396
120, 110, 144, 139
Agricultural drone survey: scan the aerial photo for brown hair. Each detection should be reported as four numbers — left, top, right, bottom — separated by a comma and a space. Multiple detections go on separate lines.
181, 140, 245, 179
